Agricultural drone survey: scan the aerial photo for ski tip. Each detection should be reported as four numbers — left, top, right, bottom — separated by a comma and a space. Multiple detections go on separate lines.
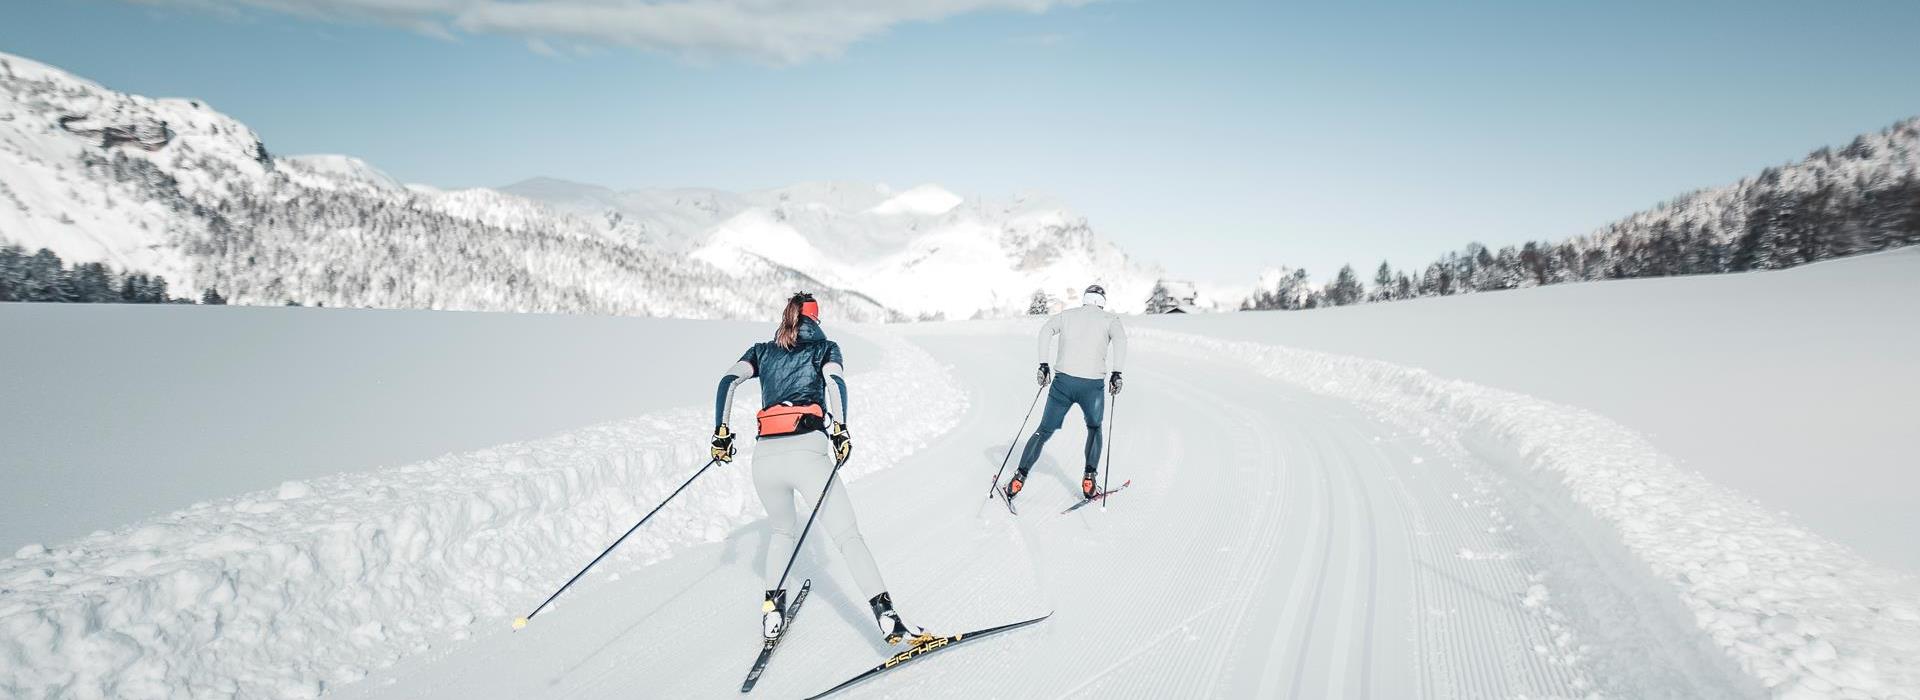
511, 616, 529, 631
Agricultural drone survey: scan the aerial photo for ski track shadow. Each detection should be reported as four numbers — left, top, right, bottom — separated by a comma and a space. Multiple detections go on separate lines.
541, 549, 737, 689
541, 517, 779, 691
722, 518, 770, 570
981, 442, 1020, 479
801, 553, 899, 657
978, 441, 1075, 497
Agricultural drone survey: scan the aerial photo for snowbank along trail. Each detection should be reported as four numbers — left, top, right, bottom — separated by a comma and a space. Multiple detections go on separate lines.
0, 328, 963, 699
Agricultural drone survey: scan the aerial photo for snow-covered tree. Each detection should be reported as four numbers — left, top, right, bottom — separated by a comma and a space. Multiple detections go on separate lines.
1326, 265, 1363, 306
1370, 261, 1395, 302
1026, 289, 1052, 315
1144, 280, 1180, 314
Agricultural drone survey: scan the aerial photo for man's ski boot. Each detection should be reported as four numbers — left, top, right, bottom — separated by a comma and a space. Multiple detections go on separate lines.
762, 589, 788, 640
869, 592, 926, 645
1082, 468, 1100, 500
1002, 474, 1025, 503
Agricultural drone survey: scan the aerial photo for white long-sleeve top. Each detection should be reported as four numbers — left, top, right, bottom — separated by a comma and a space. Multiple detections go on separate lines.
1037, 303, 1128, 379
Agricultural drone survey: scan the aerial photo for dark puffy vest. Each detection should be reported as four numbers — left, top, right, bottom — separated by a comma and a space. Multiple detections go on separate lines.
740, 318, 843, 410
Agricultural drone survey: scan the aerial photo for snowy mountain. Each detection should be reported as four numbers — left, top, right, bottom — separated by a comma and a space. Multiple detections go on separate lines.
502, 178, 1162, 320
0, 51, 1158, 321
0, 52, 881, 321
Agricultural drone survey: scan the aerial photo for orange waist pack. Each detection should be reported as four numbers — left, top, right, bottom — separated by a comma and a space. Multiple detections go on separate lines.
756, 403, 826, 437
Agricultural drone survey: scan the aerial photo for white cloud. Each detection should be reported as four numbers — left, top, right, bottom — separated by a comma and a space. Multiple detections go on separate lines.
137, 0, 1095, 63
1009, 31, 1069, 46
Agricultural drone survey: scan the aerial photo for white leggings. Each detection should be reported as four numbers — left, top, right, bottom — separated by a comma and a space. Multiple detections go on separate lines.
752, 432, 886, 600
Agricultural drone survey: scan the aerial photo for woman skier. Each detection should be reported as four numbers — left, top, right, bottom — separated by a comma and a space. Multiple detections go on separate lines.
710, 292, 919, 644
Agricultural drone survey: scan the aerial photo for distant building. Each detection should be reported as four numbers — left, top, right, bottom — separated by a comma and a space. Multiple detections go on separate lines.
1146, 279, 1200, 314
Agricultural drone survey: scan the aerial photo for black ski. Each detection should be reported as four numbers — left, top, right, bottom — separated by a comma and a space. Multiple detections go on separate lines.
803, 613, 1052, 699
740, 578, 811, 693
1061, 479, 1132, 514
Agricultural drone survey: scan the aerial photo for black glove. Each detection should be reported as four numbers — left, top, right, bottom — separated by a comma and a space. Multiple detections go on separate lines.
829, 422, 853, 467
711, 425, 736, 463
1036, 363, 1052, 386
1108, 371, 1124, 395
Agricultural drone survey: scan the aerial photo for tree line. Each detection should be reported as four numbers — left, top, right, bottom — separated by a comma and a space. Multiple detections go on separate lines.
0, 243, 225, 305
1241, 118, 1920, 312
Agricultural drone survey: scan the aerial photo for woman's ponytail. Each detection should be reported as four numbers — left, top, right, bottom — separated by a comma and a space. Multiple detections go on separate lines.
774, 293, 809, 349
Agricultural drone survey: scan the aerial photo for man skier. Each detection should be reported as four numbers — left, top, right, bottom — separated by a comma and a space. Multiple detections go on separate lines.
1004, 283, 1128, 504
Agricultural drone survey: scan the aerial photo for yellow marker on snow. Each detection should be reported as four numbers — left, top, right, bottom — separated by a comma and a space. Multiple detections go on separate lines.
512, 617, 529, 630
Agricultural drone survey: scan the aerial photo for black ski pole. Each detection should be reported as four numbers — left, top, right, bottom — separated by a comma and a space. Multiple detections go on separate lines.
773, 453, 850, 593
987, 384, 1048, 498
514, 457, 720, 630
1102, 394, 1117, 511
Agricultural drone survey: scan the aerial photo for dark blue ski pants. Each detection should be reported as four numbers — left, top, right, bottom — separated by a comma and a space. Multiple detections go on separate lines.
1016, 373, 1105, 478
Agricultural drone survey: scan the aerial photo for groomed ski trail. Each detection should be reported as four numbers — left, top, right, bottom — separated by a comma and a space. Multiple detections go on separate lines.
338, 323, 1740, 698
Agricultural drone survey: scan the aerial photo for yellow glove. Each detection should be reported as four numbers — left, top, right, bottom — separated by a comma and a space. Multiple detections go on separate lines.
711, 425, 736, 463
829, 422, 852, 467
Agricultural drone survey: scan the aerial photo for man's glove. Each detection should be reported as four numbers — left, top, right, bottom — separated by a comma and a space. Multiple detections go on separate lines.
1036, 363, 1052, 387
829, 422, 853, 467
1108, 371, 1124, 395
711, 425, 736, 463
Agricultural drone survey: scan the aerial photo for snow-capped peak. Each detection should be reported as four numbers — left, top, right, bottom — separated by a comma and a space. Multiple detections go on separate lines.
868, 184, 963, 216
281, 154, 406, 192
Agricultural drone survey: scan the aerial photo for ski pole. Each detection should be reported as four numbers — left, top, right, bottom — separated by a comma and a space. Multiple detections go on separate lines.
986, 384, 1048, 498
1102, 394, 1117, 511
514, 457, 720, 629
773, 453, 849, 593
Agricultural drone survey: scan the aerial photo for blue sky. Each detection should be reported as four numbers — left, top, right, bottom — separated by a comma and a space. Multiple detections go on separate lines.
3, 0, 1917, 283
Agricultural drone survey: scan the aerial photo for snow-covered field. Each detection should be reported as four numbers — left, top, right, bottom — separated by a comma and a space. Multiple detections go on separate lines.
3, 254, 1918, 699
0, 305, 832, 551
1138, 247, 1920, 572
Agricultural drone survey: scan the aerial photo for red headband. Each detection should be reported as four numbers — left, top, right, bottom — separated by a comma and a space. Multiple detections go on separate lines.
800, 300, 820, 321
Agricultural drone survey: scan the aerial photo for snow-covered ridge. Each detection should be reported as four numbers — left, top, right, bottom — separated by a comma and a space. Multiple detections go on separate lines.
3, 49, 1159, 321
509, 178, 1164, 320
1139, 329, 1920, 699
0, 328, 965, 699
279, 155, 405, 193
869, 184, 963, 216
0, 51, 898, 321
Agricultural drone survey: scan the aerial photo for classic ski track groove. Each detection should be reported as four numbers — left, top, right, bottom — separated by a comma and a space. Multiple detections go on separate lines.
1058, 369, 1287, 698
1328, 416, 1383, 700
1286, 432, 1340, 700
